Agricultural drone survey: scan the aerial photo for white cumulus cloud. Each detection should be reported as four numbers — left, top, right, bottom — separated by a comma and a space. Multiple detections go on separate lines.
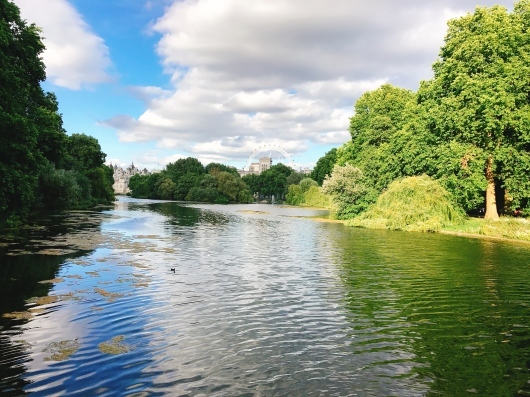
105, 0, 513, 164
15, 0, 112, 89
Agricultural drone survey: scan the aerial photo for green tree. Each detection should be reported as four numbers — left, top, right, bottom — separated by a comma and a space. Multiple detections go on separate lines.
311, 148, 337, 186
129, 173, 163, 199
37, 164, 82, 210
174, 173, 200, 200
259, 163, 293, 198
347, 84, 416, 190
241, 174, 261, 197
62, 133, 113, 203
205, 162, 240, 178
186, 174, 220, 202
157, 177, 177, 200
35, 93, 68, 168
286, 185, 304, 205
350, 83, 415, 148
286, 170, 305, 187
65, 133, 106, 172
0, 0, 49, 226
417, 2, 530, 218
299, 178, 318, 193
166, 157, 205, 182
85, 167, 114, 203
216, 171, 252, 202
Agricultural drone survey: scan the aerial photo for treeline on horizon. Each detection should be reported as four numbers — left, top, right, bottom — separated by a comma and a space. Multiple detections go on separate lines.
290, 1, 530, 223
0, 1, 114, 228
128, 158, 316, 204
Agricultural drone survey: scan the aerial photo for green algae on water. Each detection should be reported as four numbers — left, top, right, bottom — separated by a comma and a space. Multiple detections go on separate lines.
94, 287, 124, 302
43, 339, 79, 361
98, 335, 130, 355
38, 278, 64, 284
2, 311, 33, 320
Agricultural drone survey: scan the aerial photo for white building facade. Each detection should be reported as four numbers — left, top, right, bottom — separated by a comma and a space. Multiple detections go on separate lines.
111, 163, 150, 194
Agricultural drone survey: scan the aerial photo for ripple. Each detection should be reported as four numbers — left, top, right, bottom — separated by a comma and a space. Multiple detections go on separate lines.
1, 201, 530, 396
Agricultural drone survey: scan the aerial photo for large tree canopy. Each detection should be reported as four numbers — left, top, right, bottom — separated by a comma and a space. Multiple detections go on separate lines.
418, 2, 530, 218
350, 83, 415, 148
0, 0, 48, 225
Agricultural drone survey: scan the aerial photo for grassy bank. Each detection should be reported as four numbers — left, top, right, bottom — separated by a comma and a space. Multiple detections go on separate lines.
441, 217, 530, 242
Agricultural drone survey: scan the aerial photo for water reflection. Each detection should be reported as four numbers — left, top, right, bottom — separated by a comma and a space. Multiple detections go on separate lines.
1, 199, 529, 396
329, 226, 530, 396
0, 210, 107, 396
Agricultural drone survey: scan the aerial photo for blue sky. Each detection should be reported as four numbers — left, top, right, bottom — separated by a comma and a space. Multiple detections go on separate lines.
15, 0, 513, 171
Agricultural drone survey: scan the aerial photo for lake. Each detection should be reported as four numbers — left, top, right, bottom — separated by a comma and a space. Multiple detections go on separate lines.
1, 197, 530, 396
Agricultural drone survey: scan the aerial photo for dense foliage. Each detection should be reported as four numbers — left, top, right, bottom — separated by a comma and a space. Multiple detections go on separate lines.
242, 164, 305, 200
310, 148, 337, 186
128, 160, 308, 204
417, 2, 530, 219
321, 164, 369, 219
0, 1, 113, 227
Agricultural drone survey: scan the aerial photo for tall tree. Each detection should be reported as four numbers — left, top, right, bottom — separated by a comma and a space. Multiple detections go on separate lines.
0, 0, 48, 225
418, 3, 530, 218
340, 84, 417, 203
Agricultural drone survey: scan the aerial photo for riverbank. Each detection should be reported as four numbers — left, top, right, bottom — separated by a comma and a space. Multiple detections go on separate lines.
441, 217, 530, 244
309, 210, 530, 244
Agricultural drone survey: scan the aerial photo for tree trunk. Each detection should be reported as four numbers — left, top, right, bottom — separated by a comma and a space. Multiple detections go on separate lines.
484, 155, 499, 220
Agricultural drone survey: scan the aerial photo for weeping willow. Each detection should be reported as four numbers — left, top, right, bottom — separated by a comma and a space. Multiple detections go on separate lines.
348, 175, 465, 232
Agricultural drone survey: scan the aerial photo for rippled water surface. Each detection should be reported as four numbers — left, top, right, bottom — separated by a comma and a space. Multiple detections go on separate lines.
1, 198, 530, 396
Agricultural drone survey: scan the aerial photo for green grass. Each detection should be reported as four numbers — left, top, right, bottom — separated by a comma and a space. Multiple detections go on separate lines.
443, 217, 530, 242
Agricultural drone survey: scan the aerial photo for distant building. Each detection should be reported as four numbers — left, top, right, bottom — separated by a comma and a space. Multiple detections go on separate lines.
238, 157, 273, 176
110, 163, 150, 194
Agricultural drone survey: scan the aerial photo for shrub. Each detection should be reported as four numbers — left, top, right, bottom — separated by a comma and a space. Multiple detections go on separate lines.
348, 175, 465, 232
322, 164, 369, 219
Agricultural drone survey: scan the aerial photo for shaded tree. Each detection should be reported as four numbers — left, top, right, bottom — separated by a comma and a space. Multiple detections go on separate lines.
286, 170, 305, 186
64, 133, 106, 173
157, 177, 177, 200
241, 174, 261, 197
